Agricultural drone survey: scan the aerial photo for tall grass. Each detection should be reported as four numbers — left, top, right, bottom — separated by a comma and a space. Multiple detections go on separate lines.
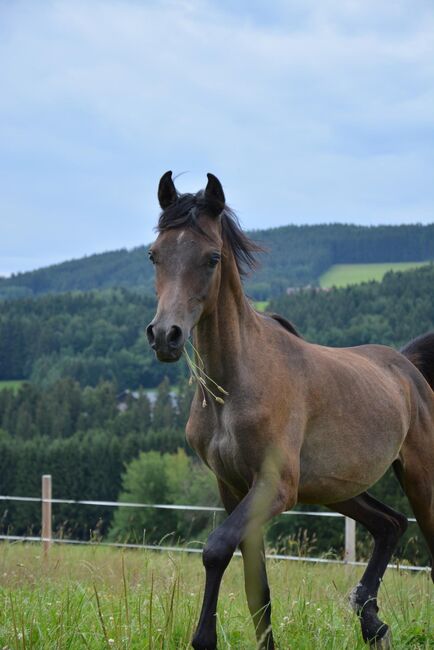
0, 543, 431, 648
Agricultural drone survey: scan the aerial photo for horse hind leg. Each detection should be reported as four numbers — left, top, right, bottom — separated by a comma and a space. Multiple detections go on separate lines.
393, 431, 434, 581
327, 492, 408, 648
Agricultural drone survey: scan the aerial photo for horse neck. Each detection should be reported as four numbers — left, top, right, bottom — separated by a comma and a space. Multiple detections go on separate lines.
193, 247, 256, 386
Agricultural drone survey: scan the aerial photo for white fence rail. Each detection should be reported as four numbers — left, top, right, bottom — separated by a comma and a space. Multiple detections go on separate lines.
0, 475, 428, 573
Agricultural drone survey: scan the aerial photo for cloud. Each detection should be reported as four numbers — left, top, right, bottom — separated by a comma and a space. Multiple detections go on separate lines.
0, 0, 433, 273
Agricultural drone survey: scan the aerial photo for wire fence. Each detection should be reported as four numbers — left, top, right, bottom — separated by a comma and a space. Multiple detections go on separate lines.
0, 475, 429, 573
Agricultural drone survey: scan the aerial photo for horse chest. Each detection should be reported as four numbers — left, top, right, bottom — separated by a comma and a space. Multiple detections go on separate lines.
186, 407, 254, 491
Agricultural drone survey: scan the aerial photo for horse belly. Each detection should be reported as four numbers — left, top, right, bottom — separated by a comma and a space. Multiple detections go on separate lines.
297, 410, 408, 504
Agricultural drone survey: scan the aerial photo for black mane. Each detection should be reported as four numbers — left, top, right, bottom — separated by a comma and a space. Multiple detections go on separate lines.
269, 313, 302, 338
157, 192, 263, 276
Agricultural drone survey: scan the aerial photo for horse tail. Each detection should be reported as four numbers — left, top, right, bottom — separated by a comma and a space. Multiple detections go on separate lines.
401, 332, 434, 391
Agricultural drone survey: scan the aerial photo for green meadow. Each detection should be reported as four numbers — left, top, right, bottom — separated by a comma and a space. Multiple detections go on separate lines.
0, 380, 25, 393
0, 543, 431, 648
320, 262, 430, 289
253, 301, 269, 312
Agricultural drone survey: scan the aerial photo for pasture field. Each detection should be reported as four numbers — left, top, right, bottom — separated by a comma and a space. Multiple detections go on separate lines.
253, 301, 269, 312
319, 262, 430, 289
0, 380, 25, 393
0, 543, 431, 649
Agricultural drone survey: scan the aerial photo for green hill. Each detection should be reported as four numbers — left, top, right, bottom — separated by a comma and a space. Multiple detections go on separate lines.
1, 223, 434, 300
320, 261, 430, 288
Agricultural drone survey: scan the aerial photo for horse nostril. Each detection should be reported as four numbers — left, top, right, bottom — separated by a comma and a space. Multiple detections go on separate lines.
167, 325, 183, 349
146, 323, 156, 348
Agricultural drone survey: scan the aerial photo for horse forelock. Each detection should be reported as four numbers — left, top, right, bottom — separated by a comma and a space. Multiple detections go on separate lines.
157, 192, 263, 276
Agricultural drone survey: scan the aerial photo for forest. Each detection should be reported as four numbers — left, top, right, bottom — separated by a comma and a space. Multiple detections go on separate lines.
1, 265, 434, 388
0, 377, 200, 540
1, 222, 434, 299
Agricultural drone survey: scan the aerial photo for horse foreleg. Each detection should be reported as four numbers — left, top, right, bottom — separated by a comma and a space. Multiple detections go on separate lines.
191, 478, 291, 650
328, 492, 408, 648
240, 532, 275, 650
217, 481, 275, 649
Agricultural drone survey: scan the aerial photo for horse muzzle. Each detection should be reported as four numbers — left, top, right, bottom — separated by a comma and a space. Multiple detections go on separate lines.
146, 321, 185, 362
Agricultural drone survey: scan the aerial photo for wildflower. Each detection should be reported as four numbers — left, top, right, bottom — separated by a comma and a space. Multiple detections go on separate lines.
108, 640, 115, 646
184, 343, 228, 406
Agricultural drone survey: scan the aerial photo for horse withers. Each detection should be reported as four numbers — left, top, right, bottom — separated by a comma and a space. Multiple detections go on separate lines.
146, 171, 434, 649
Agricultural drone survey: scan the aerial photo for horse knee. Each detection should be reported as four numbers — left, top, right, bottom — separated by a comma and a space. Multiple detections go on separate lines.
370, 511, 408, 550
202, 531, 233, 571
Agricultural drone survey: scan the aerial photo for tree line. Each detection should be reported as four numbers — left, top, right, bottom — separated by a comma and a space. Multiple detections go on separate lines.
0, 288, 184, 388
0, 377, 195, 538
1, 223, 434, 300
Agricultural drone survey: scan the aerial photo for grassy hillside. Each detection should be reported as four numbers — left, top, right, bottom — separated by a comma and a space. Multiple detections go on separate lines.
0, 544, 431, 648
1, 223, 434, 300
320, 261, 430, 288
0, 380, 25, 393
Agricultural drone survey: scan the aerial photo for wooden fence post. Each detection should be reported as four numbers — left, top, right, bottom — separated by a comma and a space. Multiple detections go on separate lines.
42, 474, 52, 556
344, 516, 356, 563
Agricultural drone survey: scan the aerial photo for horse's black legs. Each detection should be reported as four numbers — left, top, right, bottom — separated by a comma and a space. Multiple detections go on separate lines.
328, 492, 408, 648
192, 481, 290, 650
240, 532, 275, 650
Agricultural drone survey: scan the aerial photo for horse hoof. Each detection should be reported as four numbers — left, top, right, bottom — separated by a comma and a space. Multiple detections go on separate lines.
370, 628, 392, 649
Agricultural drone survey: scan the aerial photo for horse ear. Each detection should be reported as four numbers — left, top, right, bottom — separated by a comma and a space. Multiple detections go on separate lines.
205, 173, 225, 207
158, 171, 177, 209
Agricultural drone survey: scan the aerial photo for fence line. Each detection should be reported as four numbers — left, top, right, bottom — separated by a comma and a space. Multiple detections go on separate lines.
0, 494, 418, 521
0, 475, 428, 573
0, 534, 427, 573
0, 494, 346, 516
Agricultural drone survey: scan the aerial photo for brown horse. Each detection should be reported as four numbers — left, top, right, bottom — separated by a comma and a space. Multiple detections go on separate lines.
146, 171, 434, 649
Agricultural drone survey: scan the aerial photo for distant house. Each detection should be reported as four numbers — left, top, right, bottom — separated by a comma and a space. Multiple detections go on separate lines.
286, 285, 332, 296
116, 389, 140, 413
116, 388, 178, 412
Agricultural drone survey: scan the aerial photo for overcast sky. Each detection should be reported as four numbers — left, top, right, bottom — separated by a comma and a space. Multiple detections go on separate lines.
1, 0, 433, 276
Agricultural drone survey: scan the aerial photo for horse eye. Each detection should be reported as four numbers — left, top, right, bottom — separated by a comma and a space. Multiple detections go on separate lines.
208, 254, 221, 268
148, 250, 155, 264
